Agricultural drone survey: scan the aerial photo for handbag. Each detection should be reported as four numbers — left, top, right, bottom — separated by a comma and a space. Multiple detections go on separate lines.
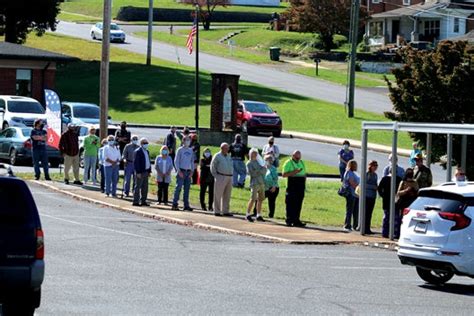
338, 184, 349, 197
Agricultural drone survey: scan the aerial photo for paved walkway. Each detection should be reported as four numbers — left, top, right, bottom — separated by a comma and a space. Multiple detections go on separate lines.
33, 180, 397, 247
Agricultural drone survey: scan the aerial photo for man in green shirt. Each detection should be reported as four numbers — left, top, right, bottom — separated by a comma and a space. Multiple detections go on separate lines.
83, 127, 100, 185
282, 150, 307, 227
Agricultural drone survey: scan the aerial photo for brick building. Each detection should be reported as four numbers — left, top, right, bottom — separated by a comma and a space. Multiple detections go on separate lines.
0, 42, 76, 104
362, 0, 425, 14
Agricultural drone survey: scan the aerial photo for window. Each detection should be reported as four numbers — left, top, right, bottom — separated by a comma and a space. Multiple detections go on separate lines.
453, 17, 460, 33
0, 99, 5, 110
424, 20, 440, 39
16, 69, 32, 97
7, 101, 44, 114
372, 0, 380, 3
403, 0, 411, 5
369, 21, 384, 37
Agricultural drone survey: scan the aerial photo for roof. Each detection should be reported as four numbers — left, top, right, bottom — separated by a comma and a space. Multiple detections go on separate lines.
371, 2, 447, 19
0, 95, 40, 102
449, 30, 474, 43
0, 42, 78, 62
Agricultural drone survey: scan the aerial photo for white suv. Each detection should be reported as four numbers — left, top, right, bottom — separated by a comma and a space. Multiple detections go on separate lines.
0, 96, 47, 130
398, 182, 474, 285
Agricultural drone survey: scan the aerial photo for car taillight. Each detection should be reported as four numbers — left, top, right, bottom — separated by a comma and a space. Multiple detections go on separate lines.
439, 212, 471, 231
24, 139, 32, 149
403, 208, 411, 216
36, 228, 44, 259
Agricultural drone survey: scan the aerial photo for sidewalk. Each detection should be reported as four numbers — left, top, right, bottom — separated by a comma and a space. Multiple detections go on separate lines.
33, 180, 397, 248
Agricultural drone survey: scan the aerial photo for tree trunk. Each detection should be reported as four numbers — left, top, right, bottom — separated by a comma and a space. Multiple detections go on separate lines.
320, 33, 334, 52
203, 18, 211, 31
4, 12, 19, 44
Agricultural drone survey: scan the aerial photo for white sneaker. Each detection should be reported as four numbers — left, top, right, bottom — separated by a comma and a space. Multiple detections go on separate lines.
343, 227, 352, 232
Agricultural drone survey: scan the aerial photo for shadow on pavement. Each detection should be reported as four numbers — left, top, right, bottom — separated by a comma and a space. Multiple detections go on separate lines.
419, 283, 474, 296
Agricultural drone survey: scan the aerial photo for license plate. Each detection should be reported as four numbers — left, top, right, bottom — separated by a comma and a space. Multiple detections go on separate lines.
414, 221, 428, 233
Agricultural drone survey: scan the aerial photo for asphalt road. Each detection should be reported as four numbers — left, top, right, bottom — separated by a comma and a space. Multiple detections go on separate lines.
31, 183, 474, 315
54, 21, 392, 114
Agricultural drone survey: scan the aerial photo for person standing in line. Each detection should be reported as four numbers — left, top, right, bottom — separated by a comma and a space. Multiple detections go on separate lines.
396, 168, 419, 238
133, 138, 152, 207
210, 143, 234, 217
414, 154, 432, 189
363, 160, 378, 235
382, 154, 405, 179
264, 155, 279, 219
30, 119, 51, 181
262, 136, 280, 167
83, 127, 100, 185
342, 160, 359, 232
229, 134, 248, 188
172, 136, 195, 211
282, 150, 307, 227
98, 138, 108, 193
59, 123, 82, 185
115, 121, 131, 156
378, 168, 402, 238
165, 126, 177, 163
122, 135, 140, 197
245, 148, 267, 222
103, 135, 121, 197
199, 148, 214, 211
409, 142, 421, 168
338, 140, 354, 181
155, 146, 173, 205
190, 133, 201, 185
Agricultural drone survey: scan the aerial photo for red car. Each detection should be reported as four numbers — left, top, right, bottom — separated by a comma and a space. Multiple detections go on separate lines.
236, 100, 282, 137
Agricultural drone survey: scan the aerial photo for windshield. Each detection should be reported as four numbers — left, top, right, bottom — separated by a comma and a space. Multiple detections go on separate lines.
245, 102, 273, 114
411, 190, 474, 214
111, 24, 120, 31
73, 106, 100, 119
7, 101, 45, 114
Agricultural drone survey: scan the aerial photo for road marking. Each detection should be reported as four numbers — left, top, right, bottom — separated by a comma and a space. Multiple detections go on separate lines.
276, 256, 396, 261
41, 213, 166, 241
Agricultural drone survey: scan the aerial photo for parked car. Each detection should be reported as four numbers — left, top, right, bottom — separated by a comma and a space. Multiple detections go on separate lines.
0, 172, 45, 314
0, 96, 47, 131
90, 22, 126, 43
78, 123, 119, 167
0, 127, 62, 167
61, 102, 112, 126
398, 182, 474, 285
236, 100, 282, 137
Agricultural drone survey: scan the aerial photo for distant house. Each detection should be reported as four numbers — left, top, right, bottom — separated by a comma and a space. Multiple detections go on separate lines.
0, 42, 77, 104
362, 0, 425, 14
365, 0, 474, 45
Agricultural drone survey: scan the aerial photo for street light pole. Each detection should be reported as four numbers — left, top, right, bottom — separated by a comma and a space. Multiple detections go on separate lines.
146, 0, 153, 66
346, 0, 360, 118
100, 0, 112, 141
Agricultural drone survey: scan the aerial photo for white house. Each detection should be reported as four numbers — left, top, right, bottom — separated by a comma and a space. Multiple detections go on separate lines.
229, 0, 280, 7
366, 0, 474, 44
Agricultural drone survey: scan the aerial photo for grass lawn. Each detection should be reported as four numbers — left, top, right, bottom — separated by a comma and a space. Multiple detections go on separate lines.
24, 33, 411, 148
17, 171, 383, 228
60, 0, 288, 20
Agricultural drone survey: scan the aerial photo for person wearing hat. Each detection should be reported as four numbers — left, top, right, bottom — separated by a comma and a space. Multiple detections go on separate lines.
382, 154, 405, 179
122, 135, 140, 197
264, 154, 279, 218
30, 119, 51, 181
115, 121, 131, 156
414, 154, 432, 189
363, 160, 378, 234
230, 134, 249, 188
83, 126, 100, 185
133, 138, 152, 206
59, 123, 82, 185
262, 136, 280, 167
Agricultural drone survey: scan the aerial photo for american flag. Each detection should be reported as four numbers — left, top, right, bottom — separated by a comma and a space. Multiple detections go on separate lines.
186, 17, 197, 55
44, 89, 62, 149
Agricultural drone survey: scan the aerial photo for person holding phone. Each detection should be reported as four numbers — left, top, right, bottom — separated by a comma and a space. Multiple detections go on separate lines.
282, 150, 307, 227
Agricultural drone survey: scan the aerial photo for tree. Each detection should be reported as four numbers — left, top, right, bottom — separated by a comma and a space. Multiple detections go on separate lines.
286, 0, 365, 52
182, 0, 230, 31
0, 0, 61, 44
385, 41, 474, 177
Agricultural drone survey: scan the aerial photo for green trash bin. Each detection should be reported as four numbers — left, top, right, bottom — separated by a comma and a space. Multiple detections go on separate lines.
269, 47, 281, 61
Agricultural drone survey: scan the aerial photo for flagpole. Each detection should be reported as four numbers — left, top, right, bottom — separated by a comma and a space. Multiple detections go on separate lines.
194, 4, 200, 133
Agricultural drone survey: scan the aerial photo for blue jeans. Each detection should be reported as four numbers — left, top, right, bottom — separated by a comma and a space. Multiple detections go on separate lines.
232, 159, 246, 186
105, 164, 119, 196
339, 163, 346, 181
32, 148, 49, 179
123, 162, 136, 195
173, 169, 192, 208
344, 194, 359, 230
83, 155, 97, 183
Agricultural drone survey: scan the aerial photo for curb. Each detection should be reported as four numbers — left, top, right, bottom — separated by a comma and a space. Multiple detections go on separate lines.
31, 180, 396, 246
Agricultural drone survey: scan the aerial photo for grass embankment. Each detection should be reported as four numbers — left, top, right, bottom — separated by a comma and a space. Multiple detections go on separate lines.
60, 0, 288, 21
25, 33, 410, 148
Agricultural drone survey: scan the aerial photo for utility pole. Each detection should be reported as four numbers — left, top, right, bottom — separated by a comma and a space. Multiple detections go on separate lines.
146, 0, 153, 66
345, 0, 360, 118
100, 0, 112, 140
195, 4, 200, 133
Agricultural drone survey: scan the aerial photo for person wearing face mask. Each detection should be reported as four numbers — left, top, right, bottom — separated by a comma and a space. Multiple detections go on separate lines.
230, 134, 249, 188
282, 150, 307, 227
30, 119, 51, 181
262, 136, 280, 168
122, 135, 140, 197
190, 133, 201, 185
59, 123, 82, 185
83, 127, 100, 185
454, 167, 468, 184
264, 155, 279, 218
133, 138, 152, 206
115, 121, 131, 156
103, 135, 121, 197
172, 136, 195, 211
155, 146, 173, 205
338, 140, 354, 181
199, 148, 214, 211
342, 160, 359, 232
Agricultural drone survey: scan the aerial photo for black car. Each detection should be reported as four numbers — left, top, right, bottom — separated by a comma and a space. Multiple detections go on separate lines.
0, 170, 45, 315
0, 127, 62, 167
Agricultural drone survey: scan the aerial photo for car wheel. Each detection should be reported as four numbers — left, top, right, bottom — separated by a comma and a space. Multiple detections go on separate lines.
416, 267, 454, 285
9, 148, 18, 166
2, 121, 9, 130
273, 130, 282, 137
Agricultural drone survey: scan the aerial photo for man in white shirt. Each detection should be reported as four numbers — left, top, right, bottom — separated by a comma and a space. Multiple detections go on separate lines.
104, 135, 121, 197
